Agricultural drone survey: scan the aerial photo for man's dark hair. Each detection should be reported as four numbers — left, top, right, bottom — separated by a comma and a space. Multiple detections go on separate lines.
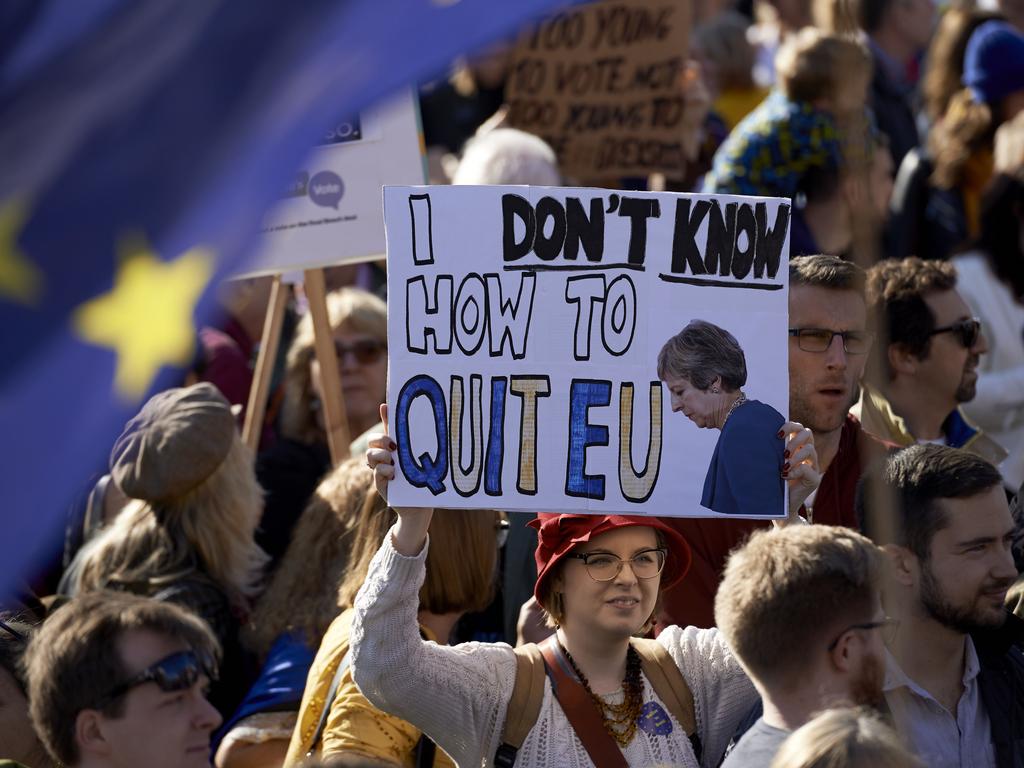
857, 444, 1003, 559
865, 257, 958, 381
790, 254, 866, 293
24, 590, 219, 767
796, 162, 842, 206
856, 0, 892, 34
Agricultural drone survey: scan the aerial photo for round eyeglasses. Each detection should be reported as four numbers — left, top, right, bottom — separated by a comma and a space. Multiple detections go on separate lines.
566, 548, 668, 581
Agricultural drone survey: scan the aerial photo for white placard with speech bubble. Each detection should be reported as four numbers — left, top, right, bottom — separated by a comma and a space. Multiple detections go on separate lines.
244, 89, 425, 276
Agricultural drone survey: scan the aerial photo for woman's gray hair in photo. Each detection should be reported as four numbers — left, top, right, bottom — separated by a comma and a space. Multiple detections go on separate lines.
657, 320, 747, 392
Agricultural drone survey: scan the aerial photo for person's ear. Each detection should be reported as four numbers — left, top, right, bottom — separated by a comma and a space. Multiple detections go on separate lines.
841, 172, 864, 208
710, 375, 723, 394
828, 630, 857, 673
882, 543, 917, 588
887, 343, 919, 376
75, 709, 112, 758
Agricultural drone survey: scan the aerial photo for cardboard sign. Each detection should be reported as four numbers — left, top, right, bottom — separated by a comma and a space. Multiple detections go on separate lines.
385, 185, 791, 518
505, 0, 692, 180
244, 89, 425, 276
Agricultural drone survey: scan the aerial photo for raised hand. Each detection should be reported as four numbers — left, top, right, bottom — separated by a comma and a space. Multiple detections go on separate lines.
778, 421, 821, 525
366, 403, 433, 555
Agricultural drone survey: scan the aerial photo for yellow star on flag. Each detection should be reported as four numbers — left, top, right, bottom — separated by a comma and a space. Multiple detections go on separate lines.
73, 236, 213, 400
0, 199, 44, 305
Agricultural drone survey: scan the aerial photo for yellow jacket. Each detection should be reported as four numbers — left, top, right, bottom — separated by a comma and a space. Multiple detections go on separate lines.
284, 608, 455, 767
852, 383, 1008, 466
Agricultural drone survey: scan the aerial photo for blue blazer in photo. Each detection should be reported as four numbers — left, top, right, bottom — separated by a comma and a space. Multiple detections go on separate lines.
701, 400, 786, 516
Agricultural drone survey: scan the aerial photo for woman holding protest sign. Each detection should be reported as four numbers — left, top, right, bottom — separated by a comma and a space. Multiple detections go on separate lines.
350, 405, 818, 768
659, 319, 787, 517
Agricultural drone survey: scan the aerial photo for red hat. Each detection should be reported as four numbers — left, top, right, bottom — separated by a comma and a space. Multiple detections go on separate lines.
528, 513, 692, 603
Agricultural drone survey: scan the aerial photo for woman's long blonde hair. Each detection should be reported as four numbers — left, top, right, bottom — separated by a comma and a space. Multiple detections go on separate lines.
74, 436, 268, 610
245, 456, 373, 657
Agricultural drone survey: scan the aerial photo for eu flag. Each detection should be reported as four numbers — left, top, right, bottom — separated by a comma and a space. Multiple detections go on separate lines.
0, 0, 566, 596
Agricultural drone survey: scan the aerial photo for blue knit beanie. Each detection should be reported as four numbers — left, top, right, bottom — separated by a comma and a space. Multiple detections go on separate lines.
962, 21, 1024, 107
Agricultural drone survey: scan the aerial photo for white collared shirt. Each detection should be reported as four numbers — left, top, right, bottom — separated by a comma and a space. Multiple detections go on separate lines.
884, 638, 996, 768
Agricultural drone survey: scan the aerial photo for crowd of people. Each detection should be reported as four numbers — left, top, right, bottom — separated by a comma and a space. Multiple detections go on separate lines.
4, 0, 1024, 766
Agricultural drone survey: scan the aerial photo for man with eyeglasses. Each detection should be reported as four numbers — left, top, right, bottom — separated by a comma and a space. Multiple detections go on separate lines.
657, 254, 889, 630
858, 445, 1024, 768
716, 525, 889, 768
787, 254, 893, 525
853, 257, 1007, 467
23, 590, 222, 768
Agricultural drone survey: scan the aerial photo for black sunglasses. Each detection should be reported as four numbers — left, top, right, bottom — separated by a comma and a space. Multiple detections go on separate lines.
93, 650, 215, 710
928, 317, 981, 349
333, 338, 386, 365
0, 619, 25, 641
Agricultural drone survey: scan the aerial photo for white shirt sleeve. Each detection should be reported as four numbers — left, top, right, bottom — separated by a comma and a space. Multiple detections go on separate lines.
657, 624, 758, 768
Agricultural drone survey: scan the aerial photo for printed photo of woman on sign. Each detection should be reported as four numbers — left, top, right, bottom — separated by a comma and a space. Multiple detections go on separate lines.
657, 320, 785, 516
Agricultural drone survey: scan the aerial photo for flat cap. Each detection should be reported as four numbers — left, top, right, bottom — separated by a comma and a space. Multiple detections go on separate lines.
110, 382, 236, 503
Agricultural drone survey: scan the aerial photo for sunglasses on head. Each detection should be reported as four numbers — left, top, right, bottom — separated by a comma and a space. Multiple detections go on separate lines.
333, 338, 386, 365
0, 619, 25, 641
93, 649, 215, 710
928, 317, 981, 349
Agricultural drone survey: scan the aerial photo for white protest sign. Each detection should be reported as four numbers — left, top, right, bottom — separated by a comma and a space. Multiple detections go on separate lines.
385, 185, 790, 518
243, 89, 425, 276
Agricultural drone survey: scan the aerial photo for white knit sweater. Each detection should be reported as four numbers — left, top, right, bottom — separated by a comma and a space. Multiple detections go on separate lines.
350, 528, 757, 768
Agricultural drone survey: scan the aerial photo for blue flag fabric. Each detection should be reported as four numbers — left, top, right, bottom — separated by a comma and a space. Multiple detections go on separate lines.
0, 0, 565, 597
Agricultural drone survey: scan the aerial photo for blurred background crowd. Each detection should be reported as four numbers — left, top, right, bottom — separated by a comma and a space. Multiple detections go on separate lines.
3, 0, 1024, 766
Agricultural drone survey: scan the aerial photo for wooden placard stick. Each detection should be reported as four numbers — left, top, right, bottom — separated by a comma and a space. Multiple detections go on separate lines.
242, 275, 289, 452
304, 268, 351, 466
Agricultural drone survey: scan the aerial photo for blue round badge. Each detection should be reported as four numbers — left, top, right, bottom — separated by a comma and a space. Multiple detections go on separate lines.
639, 701, 673, 736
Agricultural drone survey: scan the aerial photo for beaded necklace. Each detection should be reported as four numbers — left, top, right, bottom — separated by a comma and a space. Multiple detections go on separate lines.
722, 392, 747, 427
559, 642, 644, 747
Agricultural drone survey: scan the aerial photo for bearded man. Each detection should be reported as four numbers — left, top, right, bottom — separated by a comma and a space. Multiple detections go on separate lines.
859, 444, 1024, 768
853, 257, 1006, 467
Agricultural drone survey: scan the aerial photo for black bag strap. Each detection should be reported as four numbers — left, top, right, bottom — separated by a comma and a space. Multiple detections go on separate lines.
305, 651, 350, 757
413, 731, 437, 768
307, 630, 438, 764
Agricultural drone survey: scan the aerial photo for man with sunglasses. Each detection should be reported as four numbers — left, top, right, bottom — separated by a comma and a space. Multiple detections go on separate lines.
716, 525, 889, 768
24, 591, 222, 768
858, 445, 1024, 768
853, 257, 1007, 467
